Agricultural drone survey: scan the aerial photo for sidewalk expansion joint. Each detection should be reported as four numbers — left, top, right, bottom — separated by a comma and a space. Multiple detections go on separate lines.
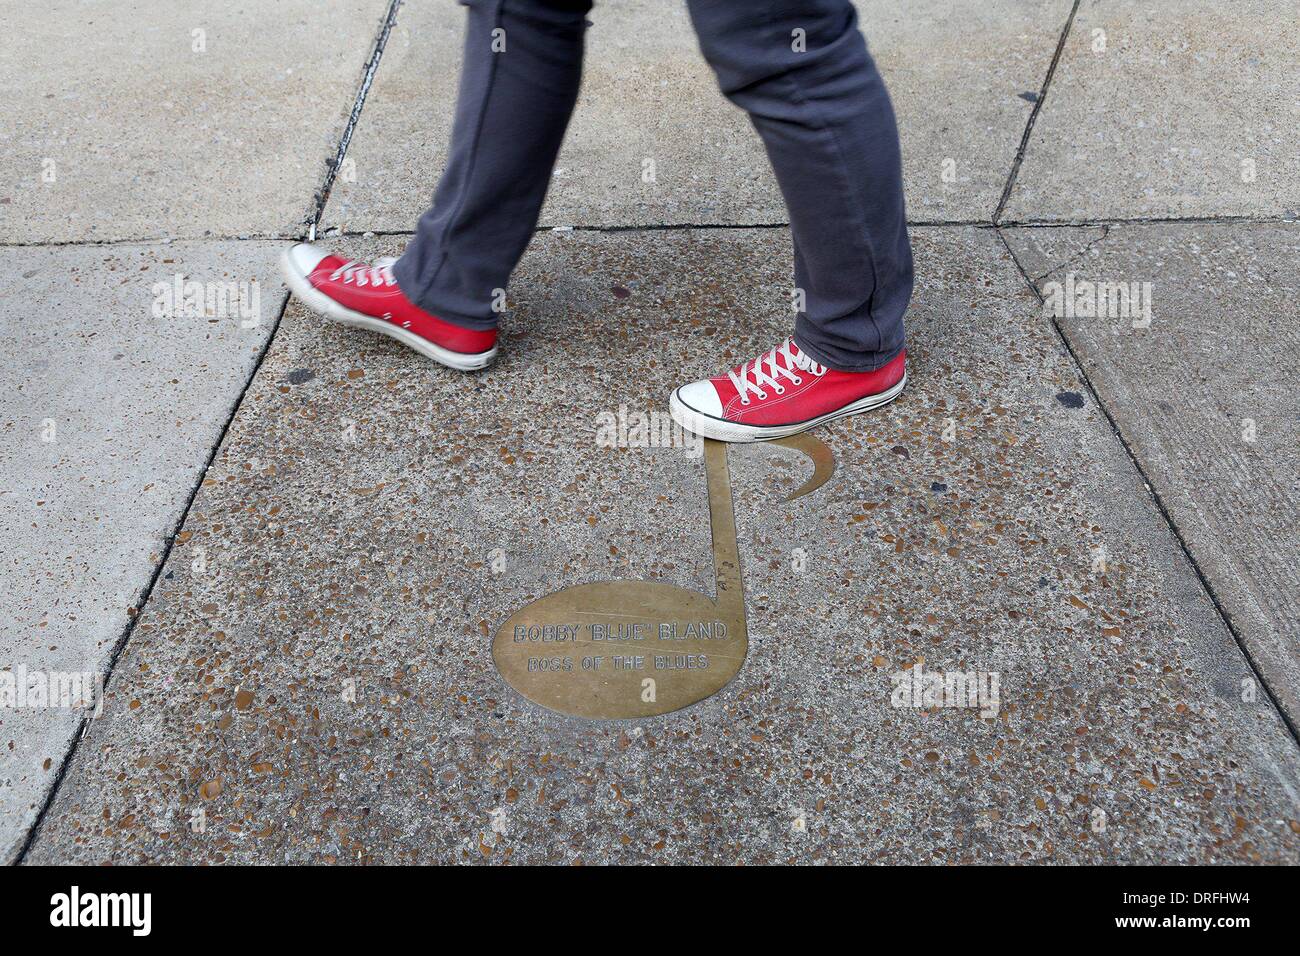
992, 0, 1082, 224
994, 225, 1300, 752
14, 288, 295, 864
12, 0, 408, 864
306, 0, 405, 240
3, 215, 1292, 252
1000, 214, 1300, 229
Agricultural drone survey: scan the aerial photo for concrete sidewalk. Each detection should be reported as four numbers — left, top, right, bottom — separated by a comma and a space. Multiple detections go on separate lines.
3, 0, 1298, 863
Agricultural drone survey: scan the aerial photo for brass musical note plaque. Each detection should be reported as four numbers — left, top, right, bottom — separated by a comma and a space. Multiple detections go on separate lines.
492, 435, 835, 718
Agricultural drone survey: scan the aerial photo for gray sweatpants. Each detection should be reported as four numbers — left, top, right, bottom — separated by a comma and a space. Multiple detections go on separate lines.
392, 0, 912, 372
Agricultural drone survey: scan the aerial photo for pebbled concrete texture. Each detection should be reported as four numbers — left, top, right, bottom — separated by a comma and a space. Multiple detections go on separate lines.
1003, 221, 1300, 727
0, 241, 284, 862
322, 0, 1072, 232
1004, 0, 1300, 222
23, 227, 1300, 864
0, 0, 392, 243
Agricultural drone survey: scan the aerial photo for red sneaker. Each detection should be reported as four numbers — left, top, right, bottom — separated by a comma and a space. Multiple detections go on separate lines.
280, 243, 497, 371
669, 339, 906, 442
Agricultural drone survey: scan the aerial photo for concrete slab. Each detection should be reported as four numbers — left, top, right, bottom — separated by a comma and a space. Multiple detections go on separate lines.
24, 227, 1300, 863
1004, 0, 1300, 222
1004, 221, 1300, 727
0, 240, 284, 861
0, 0, 392, 243
322, 0, 1072, 231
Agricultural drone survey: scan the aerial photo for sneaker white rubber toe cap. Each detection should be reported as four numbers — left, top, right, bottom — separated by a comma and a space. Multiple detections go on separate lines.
674, 378, 723, 418
283, 242, 331, 282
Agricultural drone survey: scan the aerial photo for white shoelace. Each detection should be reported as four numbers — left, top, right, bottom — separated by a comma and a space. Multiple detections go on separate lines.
728, 338, 826, 405
329, 257, 398, 288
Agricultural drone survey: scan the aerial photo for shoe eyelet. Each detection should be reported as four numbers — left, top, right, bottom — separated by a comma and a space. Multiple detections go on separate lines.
791, 377, 802, 385
774, 386, 785, 395
757, 392, 768, 401
740, 398, 750, 406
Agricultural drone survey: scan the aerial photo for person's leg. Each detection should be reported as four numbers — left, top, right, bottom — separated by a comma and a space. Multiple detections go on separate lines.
685, 0, 911, 372
392, 0, 592, 329
283, 0, 590, 370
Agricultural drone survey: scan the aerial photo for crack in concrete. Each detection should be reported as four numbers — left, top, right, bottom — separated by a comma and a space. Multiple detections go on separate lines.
1027, 224, 1111, 284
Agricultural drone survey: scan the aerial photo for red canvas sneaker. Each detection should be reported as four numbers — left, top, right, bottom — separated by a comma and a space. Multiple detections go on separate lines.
280, 243, 497, 371
669, 338, 906, 442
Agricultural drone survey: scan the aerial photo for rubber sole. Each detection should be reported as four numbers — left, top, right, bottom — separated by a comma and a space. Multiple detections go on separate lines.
279, 248, 497, 372
669, 373, 907, 442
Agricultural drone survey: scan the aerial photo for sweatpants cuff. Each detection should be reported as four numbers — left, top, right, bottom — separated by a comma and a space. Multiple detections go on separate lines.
793, 332, 904, 374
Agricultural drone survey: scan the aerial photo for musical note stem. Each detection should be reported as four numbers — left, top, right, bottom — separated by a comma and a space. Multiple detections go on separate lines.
703, 439, 745, 618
